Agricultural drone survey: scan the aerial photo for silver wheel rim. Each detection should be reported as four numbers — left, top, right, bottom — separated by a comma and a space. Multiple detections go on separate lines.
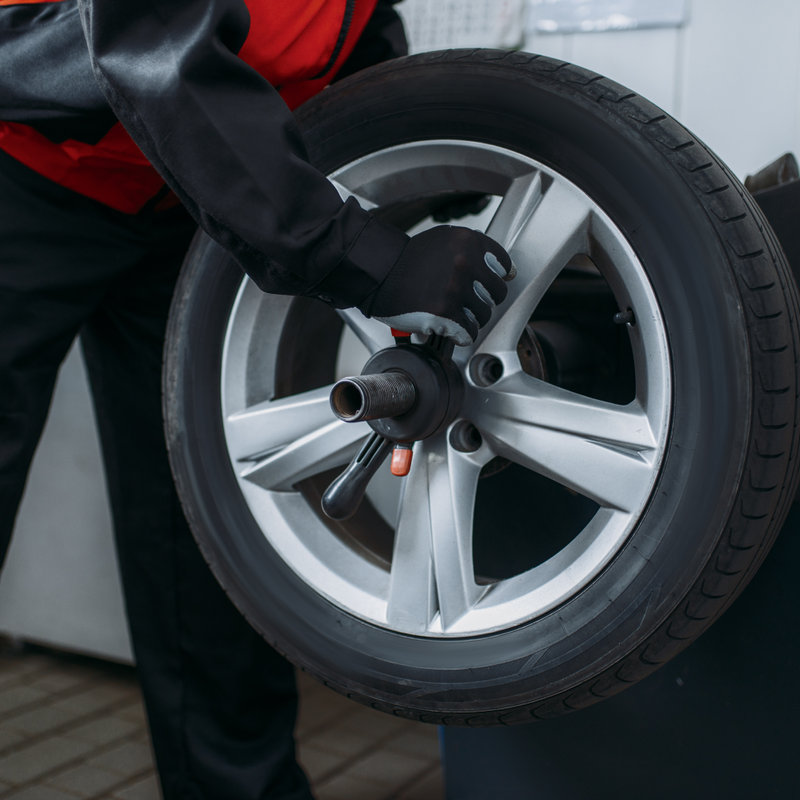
220, 140, 671, 637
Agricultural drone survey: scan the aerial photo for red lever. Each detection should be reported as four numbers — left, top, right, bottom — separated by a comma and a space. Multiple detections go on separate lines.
390, 444, 413, 476
391, 328, 411, 338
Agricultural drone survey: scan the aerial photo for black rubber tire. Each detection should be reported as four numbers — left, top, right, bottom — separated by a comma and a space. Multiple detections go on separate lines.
164, 50, 800, 724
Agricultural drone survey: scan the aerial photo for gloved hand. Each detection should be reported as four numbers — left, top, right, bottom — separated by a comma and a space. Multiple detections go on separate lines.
358, 225, 514, 346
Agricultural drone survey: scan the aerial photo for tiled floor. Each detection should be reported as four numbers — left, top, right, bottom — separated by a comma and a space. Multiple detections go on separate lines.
0, 641, 443, 799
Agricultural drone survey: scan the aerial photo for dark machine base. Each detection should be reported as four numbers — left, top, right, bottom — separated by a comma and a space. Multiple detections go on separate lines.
442, 501, 800, 799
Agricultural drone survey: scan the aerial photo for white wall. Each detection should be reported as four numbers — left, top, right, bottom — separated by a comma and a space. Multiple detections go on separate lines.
0, 346, 133, 662
677, 0, 800, 179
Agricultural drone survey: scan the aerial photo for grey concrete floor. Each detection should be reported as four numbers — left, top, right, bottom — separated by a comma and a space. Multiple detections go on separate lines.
0, 642, 442, 799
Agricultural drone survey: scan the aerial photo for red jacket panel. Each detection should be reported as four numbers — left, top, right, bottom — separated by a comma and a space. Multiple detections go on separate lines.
0, 0, 376, 213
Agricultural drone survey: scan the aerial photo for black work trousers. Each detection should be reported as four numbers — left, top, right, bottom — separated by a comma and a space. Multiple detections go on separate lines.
0, 150, 313, 800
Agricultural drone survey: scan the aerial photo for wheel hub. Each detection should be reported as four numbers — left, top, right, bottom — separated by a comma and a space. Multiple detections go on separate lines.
333, 340, 464, 443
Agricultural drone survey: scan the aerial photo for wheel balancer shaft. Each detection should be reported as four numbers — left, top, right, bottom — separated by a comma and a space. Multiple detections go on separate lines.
329, 371, 417, 422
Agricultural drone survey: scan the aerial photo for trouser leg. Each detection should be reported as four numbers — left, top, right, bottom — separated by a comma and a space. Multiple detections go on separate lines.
0, 150, 311, 799
78, 211, 312, 800
0, 286, 82, 567
0, 152, 119, 566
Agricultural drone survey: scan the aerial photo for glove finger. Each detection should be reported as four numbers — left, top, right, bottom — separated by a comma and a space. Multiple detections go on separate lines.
374, 312, 473, 346
473, 279, 495, 308
484, 250, 511, 278
460, 307, 480, 342
478, 262, 509, 305
504, 261, 517, 281
469, 282, 494, 327
482, 237, 513, 276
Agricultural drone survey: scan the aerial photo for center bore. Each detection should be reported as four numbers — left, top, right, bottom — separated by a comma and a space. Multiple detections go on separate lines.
329, 343, 463, 443
330, 371, 416, 422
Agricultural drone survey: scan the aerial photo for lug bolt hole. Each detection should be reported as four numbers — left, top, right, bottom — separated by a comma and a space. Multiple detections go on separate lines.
450, 421, 483, 453
470, 354, 504, 387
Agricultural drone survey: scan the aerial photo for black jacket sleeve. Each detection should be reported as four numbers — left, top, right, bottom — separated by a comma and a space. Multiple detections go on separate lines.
76, 0, 407, 305
0, 2, 111, 140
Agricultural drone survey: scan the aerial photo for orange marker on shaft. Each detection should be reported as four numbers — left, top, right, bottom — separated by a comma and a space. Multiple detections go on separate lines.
390, 444, 413, 476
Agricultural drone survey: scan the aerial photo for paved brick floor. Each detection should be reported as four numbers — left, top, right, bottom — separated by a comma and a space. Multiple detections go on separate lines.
0, 642, 442, 799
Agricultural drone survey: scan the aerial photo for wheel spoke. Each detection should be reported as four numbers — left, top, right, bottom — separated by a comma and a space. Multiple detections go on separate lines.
385, 453, 436, 632
386, 440, 484, 633
478, 180, 592, 352
336, 308, 394, 356
238, 416, 369, 492
472, 372, 658, 512
485, 169, 543, 250
430, 443, 486, 630
224, 386, 335, 462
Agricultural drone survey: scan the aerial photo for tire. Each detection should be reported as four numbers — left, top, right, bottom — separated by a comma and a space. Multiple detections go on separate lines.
164, 50, 800, 723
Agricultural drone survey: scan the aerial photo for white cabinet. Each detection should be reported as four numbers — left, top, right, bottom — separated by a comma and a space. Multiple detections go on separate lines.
0, 345, 133, 662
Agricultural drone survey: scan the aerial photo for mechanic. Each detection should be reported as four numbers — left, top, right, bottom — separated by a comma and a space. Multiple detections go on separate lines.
0, 0, 511, 798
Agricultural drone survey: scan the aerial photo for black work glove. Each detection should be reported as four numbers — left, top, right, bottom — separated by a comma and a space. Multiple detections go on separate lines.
358, 226, 514, 346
